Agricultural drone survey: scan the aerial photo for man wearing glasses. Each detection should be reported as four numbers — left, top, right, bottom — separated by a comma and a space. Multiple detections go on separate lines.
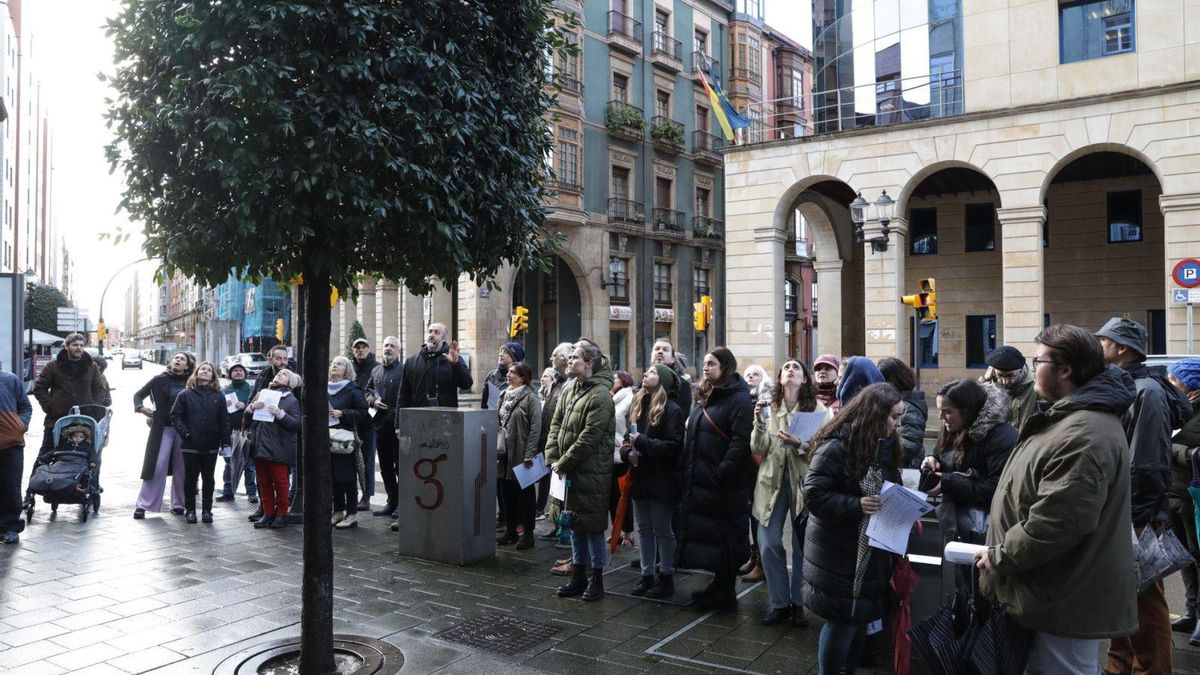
982, 345, 1039, 432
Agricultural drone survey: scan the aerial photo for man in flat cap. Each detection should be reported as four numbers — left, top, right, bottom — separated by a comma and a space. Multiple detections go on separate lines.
983, 345, 1039, 432
1097, 317, 1193, 675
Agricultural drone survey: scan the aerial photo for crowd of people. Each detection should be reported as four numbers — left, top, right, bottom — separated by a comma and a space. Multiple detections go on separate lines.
2, 317, 1200, 675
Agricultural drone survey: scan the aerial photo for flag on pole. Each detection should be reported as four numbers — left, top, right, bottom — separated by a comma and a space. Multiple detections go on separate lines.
699, 62, 750, 141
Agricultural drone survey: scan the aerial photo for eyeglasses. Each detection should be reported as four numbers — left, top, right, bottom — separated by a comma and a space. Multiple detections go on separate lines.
1030, 357, 1057, 370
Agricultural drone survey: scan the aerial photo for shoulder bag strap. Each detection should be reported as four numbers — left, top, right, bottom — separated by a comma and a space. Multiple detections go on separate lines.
701, 406, 731, 442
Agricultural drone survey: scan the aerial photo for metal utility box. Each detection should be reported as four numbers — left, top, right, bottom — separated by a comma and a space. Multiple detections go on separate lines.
395, 408, 498, 565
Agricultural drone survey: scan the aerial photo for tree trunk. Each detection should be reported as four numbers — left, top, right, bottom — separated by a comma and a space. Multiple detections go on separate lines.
299, 266, 336, 673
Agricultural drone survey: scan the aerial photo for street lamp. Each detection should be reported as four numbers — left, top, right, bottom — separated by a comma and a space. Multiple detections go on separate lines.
598, 256, 622, 289
851, 190, 896, 253
23, 267, 35, 375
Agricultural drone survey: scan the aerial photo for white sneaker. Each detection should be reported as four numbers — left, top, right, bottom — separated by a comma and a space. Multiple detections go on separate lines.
335, 513, 358, 529
331, 511, 345, 526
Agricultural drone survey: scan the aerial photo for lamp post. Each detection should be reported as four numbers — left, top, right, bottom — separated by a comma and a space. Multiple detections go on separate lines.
23, 267, 34, 381
96, 257, 149, 357
851, 190, 896, 253
598, 256, 622, 289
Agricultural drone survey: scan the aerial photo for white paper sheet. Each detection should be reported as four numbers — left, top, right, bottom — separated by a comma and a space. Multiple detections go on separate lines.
252, 390, 282, 422
786, 410, 829, 442
549, 471, 566, 501
513, 453, 550, 490
866, 480, 933, 555
900, 468, 921, 491
225, 393, 239, 414
943, 541, 987, 566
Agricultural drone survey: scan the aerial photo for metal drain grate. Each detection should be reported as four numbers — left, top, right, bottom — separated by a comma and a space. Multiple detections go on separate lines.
436, 613, 560, 656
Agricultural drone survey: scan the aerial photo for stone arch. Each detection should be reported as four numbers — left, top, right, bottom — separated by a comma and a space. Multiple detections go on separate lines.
1038, 142, 1163, 204
896, 160, 1002, 216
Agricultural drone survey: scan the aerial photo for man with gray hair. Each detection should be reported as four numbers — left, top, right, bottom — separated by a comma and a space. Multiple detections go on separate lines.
396, 323, 472, 410
366, 336, 404, 517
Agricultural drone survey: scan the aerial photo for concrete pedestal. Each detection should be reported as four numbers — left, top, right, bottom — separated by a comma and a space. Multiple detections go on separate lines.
395, 408, 498, 565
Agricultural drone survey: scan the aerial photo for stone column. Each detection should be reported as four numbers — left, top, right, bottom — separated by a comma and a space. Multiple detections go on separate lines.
725, 208, 785, 372
379, 280, 399, 343
358, 278, 377, 346
996, 205, 1046, 357
341, 296, 356, 355
430, 283, 454, 334
329, 300, 341, 357
812, 258, 843, 358
862, 216, 908, 362
402, 288, 425, 359
1160, 193, 1200, 354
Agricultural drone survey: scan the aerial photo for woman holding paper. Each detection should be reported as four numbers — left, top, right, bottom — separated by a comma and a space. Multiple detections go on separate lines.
751, 359, 827, 627
619, 363, 685, 598
248, 369, 301, 528
802, 382, 903, 675
169, 361, 231, 524
496, 362, 542, 549
922, 379, 1017, 550
327, 356, 369, 530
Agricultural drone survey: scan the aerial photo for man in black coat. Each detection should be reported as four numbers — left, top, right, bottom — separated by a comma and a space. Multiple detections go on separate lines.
351, 337, 379, 510
32, 333, 108, 458
395, 323, 472, 410
366, 336, 404, 517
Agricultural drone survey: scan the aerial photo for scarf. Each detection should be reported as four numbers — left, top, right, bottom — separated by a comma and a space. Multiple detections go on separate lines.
814, 382, 838, 408
327, 379, 350, 396
498, 386, 526, 430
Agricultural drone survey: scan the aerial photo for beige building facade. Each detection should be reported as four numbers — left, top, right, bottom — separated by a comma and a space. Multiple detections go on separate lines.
724, 0, 1200, 394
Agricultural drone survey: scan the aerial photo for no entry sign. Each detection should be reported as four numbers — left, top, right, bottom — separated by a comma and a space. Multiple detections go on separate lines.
1172, 259, 1200, 288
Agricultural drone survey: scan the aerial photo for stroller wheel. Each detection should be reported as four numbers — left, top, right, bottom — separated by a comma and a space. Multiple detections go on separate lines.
91, 494, 100, 512
81, 505, 89, 522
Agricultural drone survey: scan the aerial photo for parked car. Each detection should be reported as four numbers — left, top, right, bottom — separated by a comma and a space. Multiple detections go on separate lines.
220, 352, 269, 378
1145, 354, 1190, 379
121, 350, 143, 369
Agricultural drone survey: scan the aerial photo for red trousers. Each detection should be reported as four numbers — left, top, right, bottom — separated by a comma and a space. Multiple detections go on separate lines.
254, 459, 290, 517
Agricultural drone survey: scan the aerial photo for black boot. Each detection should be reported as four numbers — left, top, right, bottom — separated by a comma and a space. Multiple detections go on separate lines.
557, 566, 588, 597
645, 574, 674, 599
1191, 620, 1200, 647
695, 573, 737, 611
582, 567, 605, 601
1172, 607, 1197, 633
631, 575, 655, 597
791, 604, 810, 627
761, 606, 793, 626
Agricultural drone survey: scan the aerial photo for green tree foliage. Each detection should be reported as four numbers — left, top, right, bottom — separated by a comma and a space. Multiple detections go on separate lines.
25, 284, 71, 337
345, 321, 366, 359
105, 1, 567, 669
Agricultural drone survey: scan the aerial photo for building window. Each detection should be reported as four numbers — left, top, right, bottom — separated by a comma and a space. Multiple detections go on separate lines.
608, 256, 629, 302
611, 166, 630, 199
610, 330, 627, 372
696, 106, 709, 134
909, 207, 938, 255
695, 187, 710, 217
693, 267, 710, 300
784, 279, 797, 316
694, 29, 707, 55
556, 128, 579, 187
612, 73, 628, 103
790, 68, 804, 108
964, 203, 996, 252
749, 37, 762, 84
736, 0, 764, 20
654, 263, 672, 306
1060, 0, 1135, 64
966, 315, 998, 368
918, 319, 939, 369
655, 176, 673, 209
655, 90, 671, 119
1107, 189, 1142, 243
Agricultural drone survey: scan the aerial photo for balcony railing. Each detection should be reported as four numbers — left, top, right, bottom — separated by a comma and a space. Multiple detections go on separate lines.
607, 10, 641, 42
605, 100, 645, 141
692, 52, 718, 78
651, 116, 685, 152
652, 208, 685, 233
692, 130, 724, 164
653, 282, 673, 306
652, 31, 682, 61
693, 216, 724, 240
547, 178, 582, 194
731, 67, 762, 86
608, 197, 645, 223
554, 71, 583, 96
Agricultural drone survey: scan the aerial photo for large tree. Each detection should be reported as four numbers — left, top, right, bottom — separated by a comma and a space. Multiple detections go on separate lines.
24, 284, 72, 337
106, 1, 563, 669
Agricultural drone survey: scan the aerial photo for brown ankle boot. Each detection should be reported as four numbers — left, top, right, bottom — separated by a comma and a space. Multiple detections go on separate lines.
741, 548, 764, 582
738, 545, 759, 575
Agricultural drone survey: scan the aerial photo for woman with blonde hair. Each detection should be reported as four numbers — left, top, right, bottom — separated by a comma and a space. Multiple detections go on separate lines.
169, 361, 231, 524
327, 355, 369, 529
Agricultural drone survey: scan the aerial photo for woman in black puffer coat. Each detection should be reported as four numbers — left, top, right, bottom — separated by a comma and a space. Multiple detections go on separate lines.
922, 379, 1017, 550
802, 382, 904, 675
676, 347, 754, 611
170, 361, 231, 524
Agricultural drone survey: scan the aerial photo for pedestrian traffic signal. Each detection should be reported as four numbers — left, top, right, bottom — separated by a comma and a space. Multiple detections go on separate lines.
509, 306, 529, 338
693, 295, 713, 332
276, 318, 285, 341
901, 278, 937, 321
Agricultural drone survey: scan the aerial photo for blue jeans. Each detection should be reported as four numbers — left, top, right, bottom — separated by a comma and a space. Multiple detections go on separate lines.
571, 527, 606, 569
758, 471, 803, 610
818, 620, 866, 675
633, 498, 676, 576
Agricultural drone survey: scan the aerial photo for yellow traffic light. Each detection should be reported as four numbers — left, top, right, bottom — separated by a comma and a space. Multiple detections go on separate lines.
901, 278, 937, 321
276, 318, 285, 341
509, 306, 530, 338
693, 302, 706, 332
330, 287, 339, 307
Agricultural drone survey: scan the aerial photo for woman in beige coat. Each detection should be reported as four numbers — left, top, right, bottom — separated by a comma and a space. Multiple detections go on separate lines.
751, 358, 828, 627
496, 362, 542, 549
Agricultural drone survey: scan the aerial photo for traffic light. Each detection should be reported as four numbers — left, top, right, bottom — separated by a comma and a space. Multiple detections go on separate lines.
96, 321, 106, 342
901, 278, 937, 322
276, 318, 285, 341
693, 295, 714, 332
509, 306, 529, 338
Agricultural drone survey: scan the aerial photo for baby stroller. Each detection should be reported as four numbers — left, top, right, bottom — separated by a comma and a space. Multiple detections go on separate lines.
23, 404, 111, 522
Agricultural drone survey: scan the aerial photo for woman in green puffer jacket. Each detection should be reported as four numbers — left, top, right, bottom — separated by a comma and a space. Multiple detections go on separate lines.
544, 340, 614, 602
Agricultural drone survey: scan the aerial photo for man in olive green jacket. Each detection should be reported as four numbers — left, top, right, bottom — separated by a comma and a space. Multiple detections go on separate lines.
978, 325, 1138, 674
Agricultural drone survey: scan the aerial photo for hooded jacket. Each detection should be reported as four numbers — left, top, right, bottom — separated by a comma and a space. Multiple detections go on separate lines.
544, 365, 615, 532
936, 384, 1018, 510
836, 357, 884, 407
1007, 371, 1039, 432
899, 390, 929, 468
133, 367, 193, 480
0, 370, 32, 450
676, 373, 755, 574
1119, 361, 1193, 527
33, 349, 107, 427
397, 342, 473, 410
982, 365, 1138, 638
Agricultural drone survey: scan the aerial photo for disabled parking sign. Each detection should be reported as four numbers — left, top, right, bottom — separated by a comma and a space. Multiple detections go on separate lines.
1172, 258, 1200, 288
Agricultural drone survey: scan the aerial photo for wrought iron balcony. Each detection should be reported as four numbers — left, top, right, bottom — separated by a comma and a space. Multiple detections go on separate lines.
693, 216, 724, 241
605, 100, 645, 142
607, 197, 645, 224
607, 11, 641, 53
692, 130, 724, 165
651, 116, 684, 153
692, 52, 718, 80
651, 31, 682, 72
653, 208, 685, 233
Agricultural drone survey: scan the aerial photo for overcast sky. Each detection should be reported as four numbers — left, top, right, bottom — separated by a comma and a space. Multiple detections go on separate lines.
41, 0, 810, 328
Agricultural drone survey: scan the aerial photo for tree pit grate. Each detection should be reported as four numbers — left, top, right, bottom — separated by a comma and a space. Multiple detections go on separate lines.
435, 613, 560, 656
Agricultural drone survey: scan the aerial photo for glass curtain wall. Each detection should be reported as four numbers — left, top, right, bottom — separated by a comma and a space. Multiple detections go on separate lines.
813, 0, 963, 133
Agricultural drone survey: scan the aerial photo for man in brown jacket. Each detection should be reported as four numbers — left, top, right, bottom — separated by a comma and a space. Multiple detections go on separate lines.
976, 325, 1138, 674
32, 333, 107, 459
